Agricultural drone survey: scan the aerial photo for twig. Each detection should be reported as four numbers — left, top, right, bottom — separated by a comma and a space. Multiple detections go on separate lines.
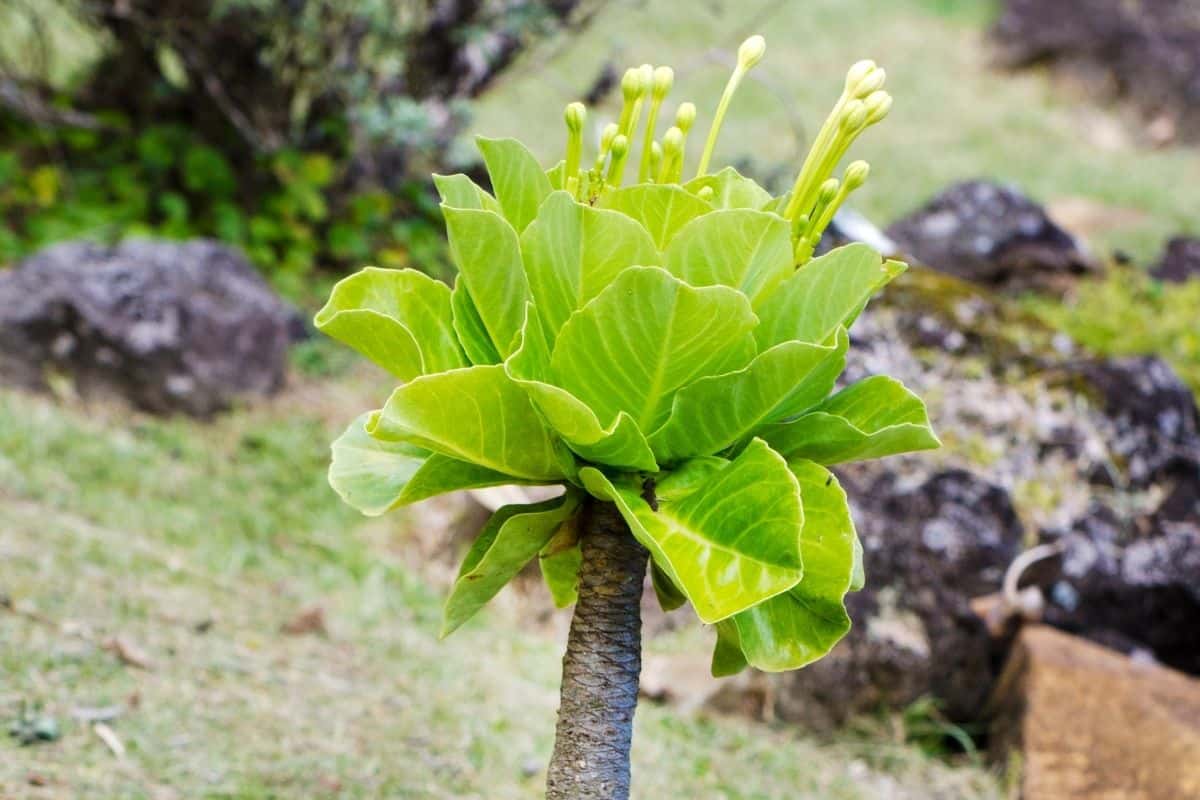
92, 722, 126, 760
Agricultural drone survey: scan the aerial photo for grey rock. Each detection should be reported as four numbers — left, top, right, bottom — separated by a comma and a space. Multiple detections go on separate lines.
0, 239, 297, 416
992, 0, 1200, 143
885, 180, 1097, 291
772, 469, 1023, 730
1151, 237, 1200, 284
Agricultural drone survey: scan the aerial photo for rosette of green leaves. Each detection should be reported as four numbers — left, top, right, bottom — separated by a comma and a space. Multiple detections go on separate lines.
315, 137, 939, 673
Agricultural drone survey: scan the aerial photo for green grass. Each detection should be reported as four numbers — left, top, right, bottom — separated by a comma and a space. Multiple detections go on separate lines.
0, 380, 1001, 799
472, 0, 1197, 262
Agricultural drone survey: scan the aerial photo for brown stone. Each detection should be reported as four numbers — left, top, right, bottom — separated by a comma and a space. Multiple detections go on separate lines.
988, 625, 1200, 800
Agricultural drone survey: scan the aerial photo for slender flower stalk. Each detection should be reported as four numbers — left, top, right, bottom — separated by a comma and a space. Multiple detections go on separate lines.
657, 125, 684, 184
783, 60, 889, 225
695, 35, 765, 178
563, 102, 586, 198
638, 67, 674, 182
605, 134, 631, 188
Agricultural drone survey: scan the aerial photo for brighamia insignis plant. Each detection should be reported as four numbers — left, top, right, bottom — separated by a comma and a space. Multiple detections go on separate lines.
316, 35, 938, 799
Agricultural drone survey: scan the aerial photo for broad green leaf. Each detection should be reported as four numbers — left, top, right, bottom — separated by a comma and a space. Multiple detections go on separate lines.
539, 515, 581, 608
329, 413, 427, 516
476, 136, 553, 232
663, 209, 793, 306
507, 305, 658, 472
683, 167, 773, 211
649, 329, 849, 463
370, 365, 574, 481
730, 460, 856, 671
580, 438, 804, 623
598, 184, 713, 249
433, 173, 501, 213
760, 376, 941, 464
314, 268, 465, 380
651, 562, 687, 612
520, 190, 660, 343
442, 494, 579, 636
550, 267, 758, 433
329, 414, 526, 516
443, 207, 529, 357
653, 456, 727, 502
755, 243, 906, 349
451, 280, 501, 365
712, 620, 748, 677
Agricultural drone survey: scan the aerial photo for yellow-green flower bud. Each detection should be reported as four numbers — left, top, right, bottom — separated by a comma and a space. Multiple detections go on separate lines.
638, 64, 654, 89
843, 60, 878, 96
621, 67, 643, 102
652, 66, 674, 100
840, 99, 868, 133
817, 178, 840, 205
697, 186, 715, 202
594, 122, 619, 173
864, 90, 892, 124
851, 67, 886, 99
843, 160, 870, 191
606, 134, 630, 187
564, 102, 586, 133
675, 102, 697, 134
658, 125, 684, 183
648, 141, 663, 182
737, 35, 766, 71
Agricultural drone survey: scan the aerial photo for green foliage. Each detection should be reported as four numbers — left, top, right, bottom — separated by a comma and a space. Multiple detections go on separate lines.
316, 44, 938, 677
1026, 269, 1200, 397
0, 116, 448, 289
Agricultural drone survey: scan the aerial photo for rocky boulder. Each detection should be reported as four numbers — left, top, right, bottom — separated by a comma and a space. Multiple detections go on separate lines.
0, 239, 299, 416
1151, 237, 1200, 284
885, 180, 1098, 291
771, 469, 1023, 730
992, 0, 1200, 144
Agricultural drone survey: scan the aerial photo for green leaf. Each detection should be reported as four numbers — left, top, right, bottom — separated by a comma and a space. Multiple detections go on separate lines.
451, 280, 501, 365
663, 208, 793, 306
442, 493, 580, 636
545, 160, 565, 190
314, 268, 465, 380
760, 376, 941, 465
651, 562, 688, 612
539, 515, 581, 607
550, 267, 758, 433
443, 207, 530, 357
649, 329, 849, 463
329, 414, 528, 516
729, 460, 856, 671
329, 413, 427, 516
597, 184, 713, 249
433, 173, 501, 212
683, 167, 773, 211
520, 190, 660, 344
712, 621, 748, 677
507, 305, 658, 471
370, 365, 574, 481
476, 136, 553, 232
580, 438, 804, 623
755, 244, 906, 349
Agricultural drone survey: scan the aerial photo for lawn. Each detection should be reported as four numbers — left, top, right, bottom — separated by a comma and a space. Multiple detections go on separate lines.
0, 371, 1002, 799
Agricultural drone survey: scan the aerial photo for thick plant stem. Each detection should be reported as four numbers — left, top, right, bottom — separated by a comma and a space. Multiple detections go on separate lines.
546, 498, 648, 800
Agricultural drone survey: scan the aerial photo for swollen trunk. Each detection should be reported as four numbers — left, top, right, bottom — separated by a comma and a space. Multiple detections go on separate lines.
545, 499, 648, 800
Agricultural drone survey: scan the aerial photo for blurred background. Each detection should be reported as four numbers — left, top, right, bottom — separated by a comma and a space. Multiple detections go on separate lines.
2, 1, 1198, 798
